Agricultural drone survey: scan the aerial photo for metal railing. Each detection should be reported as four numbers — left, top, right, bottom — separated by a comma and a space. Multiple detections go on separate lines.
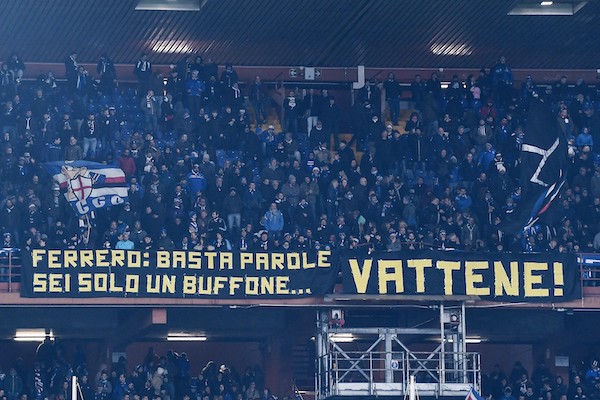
332, 350, 406, 386
0, 248, 21, 292
321, 349, 480, 398
406, 351, 480, 387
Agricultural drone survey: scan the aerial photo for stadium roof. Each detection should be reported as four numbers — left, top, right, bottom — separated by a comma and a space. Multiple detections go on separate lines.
3, 0, 600, 69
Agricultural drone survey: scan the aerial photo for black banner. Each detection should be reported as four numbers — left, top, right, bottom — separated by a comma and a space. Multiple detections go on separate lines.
341, 251, 581, 302
21, 249, 338, 298
22, 249, 582, 302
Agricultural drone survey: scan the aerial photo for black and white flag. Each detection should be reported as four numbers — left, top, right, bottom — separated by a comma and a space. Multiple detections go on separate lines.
517, 96, 567, 231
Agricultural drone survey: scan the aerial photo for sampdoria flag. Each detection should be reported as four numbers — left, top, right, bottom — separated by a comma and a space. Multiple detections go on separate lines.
465, 387, 485, 400
44, 161, 128, 216
513, 95, 567, 232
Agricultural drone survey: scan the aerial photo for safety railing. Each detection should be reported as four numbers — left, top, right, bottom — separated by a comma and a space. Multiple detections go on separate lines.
0, 248, 21, 292
332, 350, 406, 386
405, 351, 480, 387
322, 349, 480, 398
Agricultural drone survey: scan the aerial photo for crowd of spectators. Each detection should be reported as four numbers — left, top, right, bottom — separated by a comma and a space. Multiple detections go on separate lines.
1, 339, 600, 400
0, 341, 276, 400
483, 358, 600, 400
0, 53, 599, 253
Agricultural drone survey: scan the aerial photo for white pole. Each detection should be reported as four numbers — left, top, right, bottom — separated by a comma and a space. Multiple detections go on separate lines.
352, 66, 365, 90
409, 375, 416, 400
72, 375, 78, 400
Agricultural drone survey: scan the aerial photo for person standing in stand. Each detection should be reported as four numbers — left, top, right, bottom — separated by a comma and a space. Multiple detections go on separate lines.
97, 54, 117, 95
134, 53, 152, 96
384, 72, 401, 125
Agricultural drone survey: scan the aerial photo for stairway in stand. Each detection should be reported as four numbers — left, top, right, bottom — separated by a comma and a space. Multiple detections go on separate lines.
252, 105, 283, 132
248, 100, 415, 169
329, 109, 413, 165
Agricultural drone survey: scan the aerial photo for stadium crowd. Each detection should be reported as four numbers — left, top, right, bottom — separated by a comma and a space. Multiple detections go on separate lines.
482, 359, 600, 400
0, 341, 276, 400
1, 340, 600, 400
0, 53, 598, 253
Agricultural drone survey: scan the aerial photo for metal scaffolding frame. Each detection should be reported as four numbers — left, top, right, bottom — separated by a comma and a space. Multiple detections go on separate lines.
315, 303, 481, 399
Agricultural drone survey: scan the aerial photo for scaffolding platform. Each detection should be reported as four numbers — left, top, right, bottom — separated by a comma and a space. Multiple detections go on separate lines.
315, 304, 481, 400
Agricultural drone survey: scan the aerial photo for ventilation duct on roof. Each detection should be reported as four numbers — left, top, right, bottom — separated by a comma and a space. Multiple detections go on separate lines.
136, 0, 207, 11
508, 1, 588, 15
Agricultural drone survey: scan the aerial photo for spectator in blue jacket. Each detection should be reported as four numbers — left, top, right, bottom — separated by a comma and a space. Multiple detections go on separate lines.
186, 69, 205, 116
264, 202, 284, 239
454, 187, 473, 212
576, 126, 594, 150
478, 142, 496, 172
186, 163, 207, 201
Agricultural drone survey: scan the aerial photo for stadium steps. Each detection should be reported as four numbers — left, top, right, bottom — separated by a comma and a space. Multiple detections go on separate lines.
254, 106, 283, 132
249, 103, 415, 169
291, 342, 315, 390
329, 109, 414, 166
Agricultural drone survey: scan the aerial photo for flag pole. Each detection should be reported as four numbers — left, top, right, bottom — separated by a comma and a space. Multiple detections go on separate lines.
72, 375, 78, 400
409, 375, 417, 400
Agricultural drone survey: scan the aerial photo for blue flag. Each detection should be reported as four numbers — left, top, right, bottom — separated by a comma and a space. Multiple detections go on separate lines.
44, 161, 128, 216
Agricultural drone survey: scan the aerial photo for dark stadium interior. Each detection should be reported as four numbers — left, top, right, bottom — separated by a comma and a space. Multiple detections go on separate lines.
1, 2, 600, 400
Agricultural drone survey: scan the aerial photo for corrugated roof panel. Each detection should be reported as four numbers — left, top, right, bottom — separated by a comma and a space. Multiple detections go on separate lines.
0, 0, 599, 69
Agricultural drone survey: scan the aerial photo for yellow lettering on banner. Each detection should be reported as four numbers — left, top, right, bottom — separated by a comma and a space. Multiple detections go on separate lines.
229, 277, 243, 295
161, 275, 175, 293
33, 273, 47, 292
240, 253, 253, 270
112, 251, 125, 267
127, 251, 141, 268
494, 261, 518, 296
172, 251, 185, 268
302, 253, 315, 269
32, 249, 44, 268
256, 253, 269, 270
205, 252, 217, 269
95, 274, 108, 291
407, 259, 432, 293
48, 273, 65, 292
553, 262, 564, 296
183, 276, 196, 294
109, 273, 123, 292
147, 275, 161, 293
197, 277, 211, 294
48, 250, 61, 269
272, 253, 284, 270
348, 259, 373, 293
78, 274, 92, 292
188, 252, 201, 269
287, 253, 301, 270
465, 261, 490, 296
63, 250, 77, 268
96, 250, 109, 267
524, 262, 549, 297
126, 275, 139, 292
213, 277, 227, 294
378, 260, 404, 294
261, 277, 275, 294
157, 251, 169, 268
246, 277, 259, 295
318, 251, 331, 268
436, 261, 461, 295
221, 252, 233, 270
79, 250, 93, 267
276, 276, 290, 294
